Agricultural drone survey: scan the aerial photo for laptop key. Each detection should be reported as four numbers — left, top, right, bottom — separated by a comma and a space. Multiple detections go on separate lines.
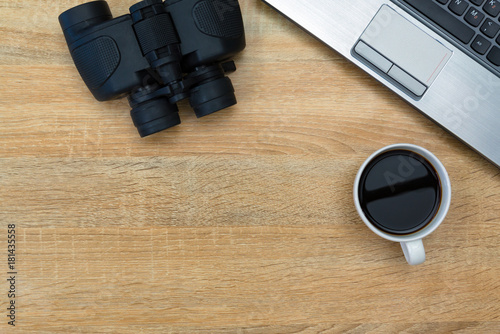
465, 7, 486, 26
481, 18, 500, 37
470, 0, 485, 5
402, 0, 475, 43
472, 35, 492, 54
484, 0, 500, 17
449, 0, 470, 16
487, 46, 500, 65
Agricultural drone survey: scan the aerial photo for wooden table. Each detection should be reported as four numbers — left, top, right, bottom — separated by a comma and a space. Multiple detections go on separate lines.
1, 0, 499, 332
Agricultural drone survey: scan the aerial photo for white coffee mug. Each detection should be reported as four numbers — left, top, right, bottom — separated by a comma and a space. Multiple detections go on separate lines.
353, 144, 451, 265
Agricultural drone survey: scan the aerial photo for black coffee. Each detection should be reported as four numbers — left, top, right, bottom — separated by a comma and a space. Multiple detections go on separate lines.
358, 150, 441, 235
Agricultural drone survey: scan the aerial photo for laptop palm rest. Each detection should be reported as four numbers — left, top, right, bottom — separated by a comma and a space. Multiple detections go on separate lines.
353, 5, 452, 98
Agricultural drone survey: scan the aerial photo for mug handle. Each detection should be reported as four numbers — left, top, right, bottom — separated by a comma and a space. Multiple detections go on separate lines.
400, 240, 426, 265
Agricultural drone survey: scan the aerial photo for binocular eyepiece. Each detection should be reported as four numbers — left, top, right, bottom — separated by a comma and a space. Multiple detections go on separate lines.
59, 0, 245, 137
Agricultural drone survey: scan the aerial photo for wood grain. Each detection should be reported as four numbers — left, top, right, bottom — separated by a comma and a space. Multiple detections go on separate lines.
1, 0, 499, 333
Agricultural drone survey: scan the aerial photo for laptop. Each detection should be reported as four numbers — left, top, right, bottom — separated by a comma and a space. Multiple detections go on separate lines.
262, 0, 500, 168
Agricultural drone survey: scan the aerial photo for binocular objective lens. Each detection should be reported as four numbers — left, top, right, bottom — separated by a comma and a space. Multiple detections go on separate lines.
59, 1, 112, 32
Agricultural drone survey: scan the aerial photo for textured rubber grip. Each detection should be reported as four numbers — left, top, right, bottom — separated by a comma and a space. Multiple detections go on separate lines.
193, 0, 244, 38
133, 14, 179, 55
71, 36, 120, 90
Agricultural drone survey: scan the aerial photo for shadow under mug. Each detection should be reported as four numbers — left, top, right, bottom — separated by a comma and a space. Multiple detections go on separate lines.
353, 144, 451, 265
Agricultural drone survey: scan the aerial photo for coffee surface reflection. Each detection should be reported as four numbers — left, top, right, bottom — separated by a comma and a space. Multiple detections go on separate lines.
358, 150, 441, 235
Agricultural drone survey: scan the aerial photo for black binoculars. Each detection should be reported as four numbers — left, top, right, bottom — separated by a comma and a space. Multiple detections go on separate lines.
59, 0, 246, 137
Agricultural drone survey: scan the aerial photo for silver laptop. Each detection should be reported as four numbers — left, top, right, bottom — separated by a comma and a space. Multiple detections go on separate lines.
262, 0, 500, 168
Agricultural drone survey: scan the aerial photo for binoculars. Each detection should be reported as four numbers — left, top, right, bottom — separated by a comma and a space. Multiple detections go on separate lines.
59, 0, 246, 137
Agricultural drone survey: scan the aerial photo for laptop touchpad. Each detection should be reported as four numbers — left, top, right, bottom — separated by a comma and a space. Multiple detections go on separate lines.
353, 5, 452, 98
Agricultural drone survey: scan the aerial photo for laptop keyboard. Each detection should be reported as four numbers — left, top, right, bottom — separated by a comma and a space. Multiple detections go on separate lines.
401, 0, 500, 76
